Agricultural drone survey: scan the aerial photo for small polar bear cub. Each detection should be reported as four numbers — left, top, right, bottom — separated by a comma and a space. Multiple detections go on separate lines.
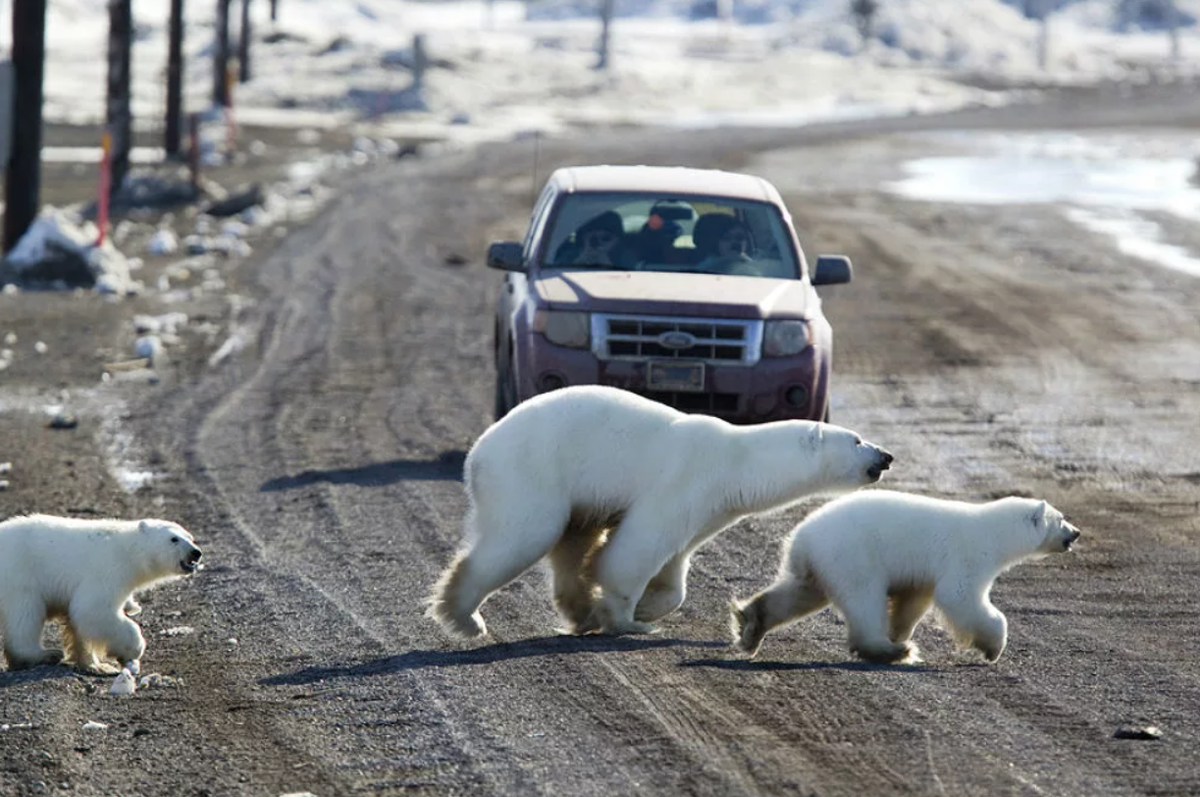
731, 490, 1080, 664
0, 514, 203, 674
428, 384, 894, 639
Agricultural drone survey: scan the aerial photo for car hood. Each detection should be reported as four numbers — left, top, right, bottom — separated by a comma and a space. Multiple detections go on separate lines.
533, 270, 814, 319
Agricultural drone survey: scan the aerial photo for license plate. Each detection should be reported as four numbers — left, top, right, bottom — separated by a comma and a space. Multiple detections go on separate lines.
646, 361, 705, 392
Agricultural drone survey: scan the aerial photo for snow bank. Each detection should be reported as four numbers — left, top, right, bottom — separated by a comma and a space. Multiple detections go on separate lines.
1, 209, 140, 295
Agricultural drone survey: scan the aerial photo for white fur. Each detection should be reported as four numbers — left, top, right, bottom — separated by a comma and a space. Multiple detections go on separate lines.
427, 385, 893, 639
0, 514, 202, 674
731, 490, 1081, 663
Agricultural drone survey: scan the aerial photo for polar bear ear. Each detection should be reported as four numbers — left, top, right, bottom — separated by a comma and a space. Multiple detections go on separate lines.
138, 520, 151, 533
1030, 501, 1047, 527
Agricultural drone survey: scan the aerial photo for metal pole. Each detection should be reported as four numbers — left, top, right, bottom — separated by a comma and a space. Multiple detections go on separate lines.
3, 0, 47, 252
165, 0, 184, 156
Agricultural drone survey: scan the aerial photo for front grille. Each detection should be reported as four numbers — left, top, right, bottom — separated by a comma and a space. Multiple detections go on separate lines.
640, 390, 741, 415
592, 314, 762, 365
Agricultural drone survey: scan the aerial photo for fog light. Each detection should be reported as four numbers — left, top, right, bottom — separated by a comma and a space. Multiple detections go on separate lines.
784, 385, 808, 408
538, 372, 566, 393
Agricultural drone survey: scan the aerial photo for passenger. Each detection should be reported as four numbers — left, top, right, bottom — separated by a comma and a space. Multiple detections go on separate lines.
693, 213, 755, 274
569, 210, 625, 267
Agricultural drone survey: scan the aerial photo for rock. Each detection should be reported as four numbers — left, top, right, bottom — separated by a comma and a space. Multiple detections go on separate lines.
205, 186, 265, 219
47, 413, 78, 430
1114, 724, 1163, 740
109, 668, 137, 696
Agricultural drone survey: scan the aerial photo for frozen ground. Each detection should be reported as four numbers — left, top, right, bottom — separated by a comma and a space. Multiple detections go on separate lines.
10, 0, 1200, 146
884, 130, 1200, 278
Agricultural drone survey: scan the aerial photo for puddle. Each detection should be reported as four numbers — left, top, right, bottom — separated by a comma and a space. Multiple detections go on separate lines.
884, 132, 1200, 277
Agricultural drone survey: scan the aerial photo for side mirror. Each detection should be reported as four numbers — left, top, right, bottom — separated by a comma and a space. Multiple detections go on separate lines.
487, 241, 526, 272
812, 254, 852, 286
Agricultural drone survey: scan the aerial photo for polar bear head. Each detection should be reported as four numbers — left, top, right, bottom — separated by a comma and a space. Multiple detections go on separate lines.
801, 423, 894, 494
1029, 501, 1081, 555
137, 519, 203, 579
740, 421, 893, 513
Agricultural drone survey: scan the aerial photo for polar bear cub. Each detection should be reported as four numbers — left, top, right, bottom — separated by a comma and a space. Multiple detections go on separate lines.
428, 385, 894, 639
731, 490, 1080, 663
0, 514, 203, 674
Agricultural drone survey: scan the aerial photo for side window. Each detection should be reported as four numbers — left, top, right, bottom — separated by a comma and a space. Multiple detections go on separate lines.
523, 185, 557, 261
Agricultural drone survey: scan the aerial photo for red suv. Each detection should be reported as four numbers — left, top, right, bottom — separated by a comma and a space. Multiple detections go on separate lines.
488, 165, 853, 423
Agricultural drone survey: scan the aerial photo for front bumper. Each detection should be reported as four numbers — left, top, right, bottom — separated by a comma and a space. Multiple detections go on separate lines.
515, 341, 827, 423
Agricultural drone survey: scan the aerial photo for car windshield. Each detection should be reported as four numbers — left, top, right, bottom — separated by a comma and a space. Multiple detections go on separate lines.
540, 191, 801, 279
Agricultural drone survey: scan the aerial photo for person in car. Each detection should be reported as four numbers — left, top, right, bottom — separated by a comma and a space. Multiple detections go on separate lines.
569, 210, 625, 267
693, 213, 756, 274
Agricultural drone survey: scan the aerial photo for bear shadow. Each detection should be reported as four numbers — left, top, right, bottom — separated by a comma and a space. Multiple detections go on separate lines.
259, 450, 467, 492
0, 664, 83, 689
260, 634, 728, 686
680, 657, 938, 673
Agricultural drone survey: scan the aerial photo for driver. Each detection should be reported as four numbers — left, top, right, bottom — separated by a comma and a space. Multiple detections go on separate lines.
570, 211, 625, 267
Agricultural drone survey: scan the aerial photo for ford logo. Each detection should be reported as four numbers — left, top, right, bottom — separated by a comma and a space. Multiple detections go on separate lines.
658, 331, 696, 350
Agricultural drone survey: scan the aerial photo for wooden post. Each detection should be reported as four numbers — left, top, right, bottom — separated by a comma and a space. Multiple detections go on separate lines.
213, 0, 231, 106
3, 0, 47, 253
188, 112, 200, 191
165, 0, 185, 157
596, 0, 614, 71
96, 129, 113, 245
412, 33, 427, 92
106, 0, 133, 195
238, 0, 251, 83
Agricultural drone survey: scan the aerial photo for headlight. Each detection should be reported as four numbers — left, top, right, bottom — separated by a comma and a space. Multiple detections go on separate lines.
533, 310, 590, 349
763, 320, 811, 357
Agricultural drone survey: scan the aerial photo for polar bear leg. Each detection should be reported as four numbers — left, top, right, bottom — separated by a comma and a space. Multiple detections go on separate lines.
428, 500, 570, 638
934, 585, 1008, 662
0, 599, 64, 669
634, 553, 690, 623
730, 574, 830, 657
889, 588, 934, 644
69, 594, 146, 675
547, 523, 606, 633
839, 585, 914, 664
588, 508, 672, 635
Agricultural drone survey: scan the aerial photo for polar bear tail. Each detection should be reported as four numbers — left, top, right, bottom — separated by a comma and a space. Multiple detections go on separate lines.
425, 551, 488, 639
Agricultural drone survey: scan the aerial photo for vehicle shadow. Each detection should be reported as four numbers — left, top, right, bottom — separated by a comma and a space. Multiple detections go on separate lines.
680, 657, 938, 673
260, 634, 728, 686
259, 450, 467, 492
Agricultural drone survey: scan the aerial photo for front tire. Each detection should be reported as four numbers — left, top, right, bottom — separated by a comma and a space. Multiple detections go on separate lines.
493, 357, 517, 421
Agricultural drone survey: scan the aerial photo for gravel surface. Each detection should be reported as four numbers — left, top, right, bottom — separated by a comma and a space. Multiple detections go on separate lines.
1, 82, 1198, 796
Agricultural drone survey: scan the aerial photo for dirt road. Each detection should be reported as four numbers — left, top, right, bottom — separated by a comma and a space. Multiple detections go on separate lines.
2, 86, 1198, 796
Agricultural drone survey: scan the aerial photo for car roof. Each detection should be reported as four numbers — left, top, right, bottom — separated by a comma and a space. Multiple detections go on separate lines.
549, 165, 782, 204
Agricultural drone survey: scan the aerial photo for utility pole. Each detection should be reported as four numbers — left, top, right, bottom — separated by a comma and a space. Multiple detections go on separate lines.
106, 0, 134, 194
165, 0, 185, 157
596, 0, 614, 70
213, 0, 231, 106
238, 0, 251, 83
3, 0, 47, 252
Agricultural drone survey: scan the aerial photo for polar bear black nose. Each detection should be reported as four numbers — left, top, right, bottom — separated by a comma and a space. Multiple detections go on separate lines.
880, 451, 894, 467
187, 549, 202, 564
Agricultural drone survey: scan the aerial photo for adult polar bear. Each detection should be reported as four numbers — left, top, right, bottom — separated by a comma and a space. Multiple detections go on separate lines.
0, 514, 203, 674
428, 385, 894, 638
732, 490, 1081, 663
